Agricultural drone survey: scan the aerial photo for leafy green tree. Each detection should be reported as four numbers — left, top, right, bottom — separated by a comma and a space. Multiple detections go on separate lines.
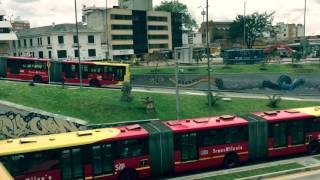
229, 12, 274, 48
154, 1, 197, 30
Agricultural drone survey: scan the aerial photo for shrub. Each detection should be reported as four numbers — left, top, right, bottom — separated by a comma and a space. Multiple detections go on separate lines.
267, 94, 281, 108
121, 81, 133, 102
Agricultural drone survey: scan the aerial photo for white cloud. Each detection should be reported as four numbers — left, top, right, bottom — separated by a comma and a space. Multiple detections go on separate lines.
2, 0, 320, 35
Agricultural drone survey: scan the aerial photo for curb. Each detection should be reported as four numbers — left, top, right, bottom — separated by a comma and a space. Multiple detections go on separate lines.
238, 164, 320, 180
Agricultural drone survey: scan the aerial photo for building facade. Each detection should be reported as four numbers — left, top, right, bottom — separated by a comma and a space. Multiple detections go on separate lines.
82, 6, 182, 60
275, 22, 304, 42
0, 5, 17, 56
10, 23, 104, 61
198, 21, 232, 48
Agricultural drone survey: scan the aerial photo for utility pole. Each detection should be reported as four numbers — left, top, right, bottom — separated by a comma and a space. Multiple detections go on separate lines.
243, 1, 246, 49
206, 0, 212, 115
174, 49, 180, 120
74, 0, 83, 88
303, 0, 307, 58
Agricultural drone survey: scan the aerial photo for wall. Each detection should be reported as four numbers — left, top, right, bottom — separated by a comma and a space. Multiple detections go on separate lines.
0, 101, 86, 139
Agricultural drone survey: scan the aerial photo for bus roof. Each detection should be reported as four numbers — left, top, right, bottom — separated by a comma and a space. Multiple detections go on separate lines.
8, 56, 50, 62
0, 128, 120, 156
62, 60, 129, 67
0, 124, 148, 157
164, 116, 248, 133
252, 107, 319, 122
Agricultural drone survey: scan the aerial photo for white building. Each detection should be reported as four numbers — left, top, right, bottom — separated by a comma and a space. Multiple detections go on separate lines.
275, 22, 304, 42
10, 23, 105, 61
0, 3, 17, 56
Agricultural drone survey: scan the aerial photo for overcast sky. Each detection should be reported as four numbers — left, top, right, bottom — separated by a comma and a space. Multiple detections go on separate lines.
3, 0, 320, 35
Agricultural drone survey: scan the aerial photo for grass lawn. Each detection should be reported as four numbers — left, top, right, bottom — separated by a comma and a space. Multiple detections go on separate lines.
131, 64, 320, 75
199, 163, 303, 180
0, 81, 319, 124
313, 155, 320, 161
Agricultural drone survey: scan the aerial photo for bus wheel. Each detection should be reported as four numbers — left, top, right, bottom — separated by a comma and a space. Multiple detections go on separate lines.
223, 153, 239, 168
119, 169, 138, 180
33, 75, 42, 83
307, 141, 320, 155
89, 79, 100, 87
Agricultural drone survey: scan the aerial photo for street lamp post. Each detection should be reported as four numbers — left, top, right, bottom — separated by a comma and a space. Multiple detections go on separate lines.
303, 0, 307, 58
243, 1, 246, 49
206, 0, 212, 115
74, 0, 83, 88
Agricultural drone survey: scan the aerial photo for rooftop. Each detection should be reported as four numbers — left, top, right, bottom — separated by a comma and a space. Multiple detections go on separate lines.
16, 23, 100, 37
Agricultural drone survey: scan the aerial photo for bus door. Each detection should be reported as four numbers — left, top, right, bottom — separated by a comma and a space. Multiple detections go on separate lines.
289, 120, 305, 146
8, 59, 21, 75
64, 64, 78, 79
178, 133, 198, 162
114, 66, 125, 81
60, 148, 84, 179
272, 122, 288, 148
91, 143, 114, 177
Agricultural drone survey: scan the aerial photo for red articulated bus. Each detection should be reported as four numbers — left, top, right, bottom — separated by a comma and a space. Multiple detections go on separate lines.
0, 56, 130, 87
0, 106, 320, 179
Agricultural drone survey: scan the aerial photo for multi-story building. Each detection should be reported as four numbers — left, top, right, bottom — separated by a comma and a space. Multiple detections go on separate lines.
0, 4, 17, 56
10, 23, 104, 61
275, 22, 304, 42
198, 21, 232, 44
11, 17, 31, 31
82, 6, 182, 60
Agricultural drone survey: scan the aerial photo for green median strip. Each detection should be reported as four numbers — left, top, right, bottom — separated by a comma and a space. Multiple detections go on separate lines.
198, 163, 303, 180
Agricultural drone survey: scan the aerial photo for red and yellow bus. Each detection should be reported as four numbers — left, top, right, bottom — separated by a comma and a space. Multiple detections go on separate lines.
1, 106, 320, 179
0, 57, 130, 87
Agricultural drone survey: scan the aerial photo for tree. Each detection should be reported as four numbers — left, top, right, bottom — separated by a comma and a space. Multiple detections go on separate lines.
154, 1, 197, 30
121, 81, 133, 102
229, 12, 274, 49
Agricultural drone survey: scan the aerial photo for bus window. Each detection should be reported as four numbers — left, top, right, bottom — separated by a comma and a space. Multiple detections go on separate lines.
8, 60, 20, 74
115, 138, 148, 159
103, 66, 114, 80
290, 121, 304, 145
175, 133, 198, 161
82, 65, 89, 79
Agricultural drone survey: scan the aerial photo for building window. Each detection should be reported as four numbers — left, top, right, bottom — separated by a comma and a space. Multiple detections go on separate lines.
88, 49, 96, 57
148, 35, 169, 40
148, 25, 168, 31
112, 35, 133, 40
18, 40, 21, 48
73, 35, 78, 44
23, 39, 27, 47
47, 37, 51, 45
88, 35, 95, 43
37, 37, 42, 46
149, 44, 168, 49
12, 41, 16, 48
111, 25, 133, 30
111, 14, 132, 20
39, 51, 44, 58
148, 16, 168, 22
74, 49, 79, 58
29, 39, 33, 47
112, 45, 133, 50
58, 36, 64, 44
48, 51, 52, 58
0, 28, 10, 33
57, 50, 67, 58
13, 52, 17, 56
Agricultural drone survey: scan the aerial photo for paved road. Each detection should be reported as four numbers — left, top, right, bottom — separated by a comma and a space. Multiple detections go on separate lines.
133, 87, 320, 102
